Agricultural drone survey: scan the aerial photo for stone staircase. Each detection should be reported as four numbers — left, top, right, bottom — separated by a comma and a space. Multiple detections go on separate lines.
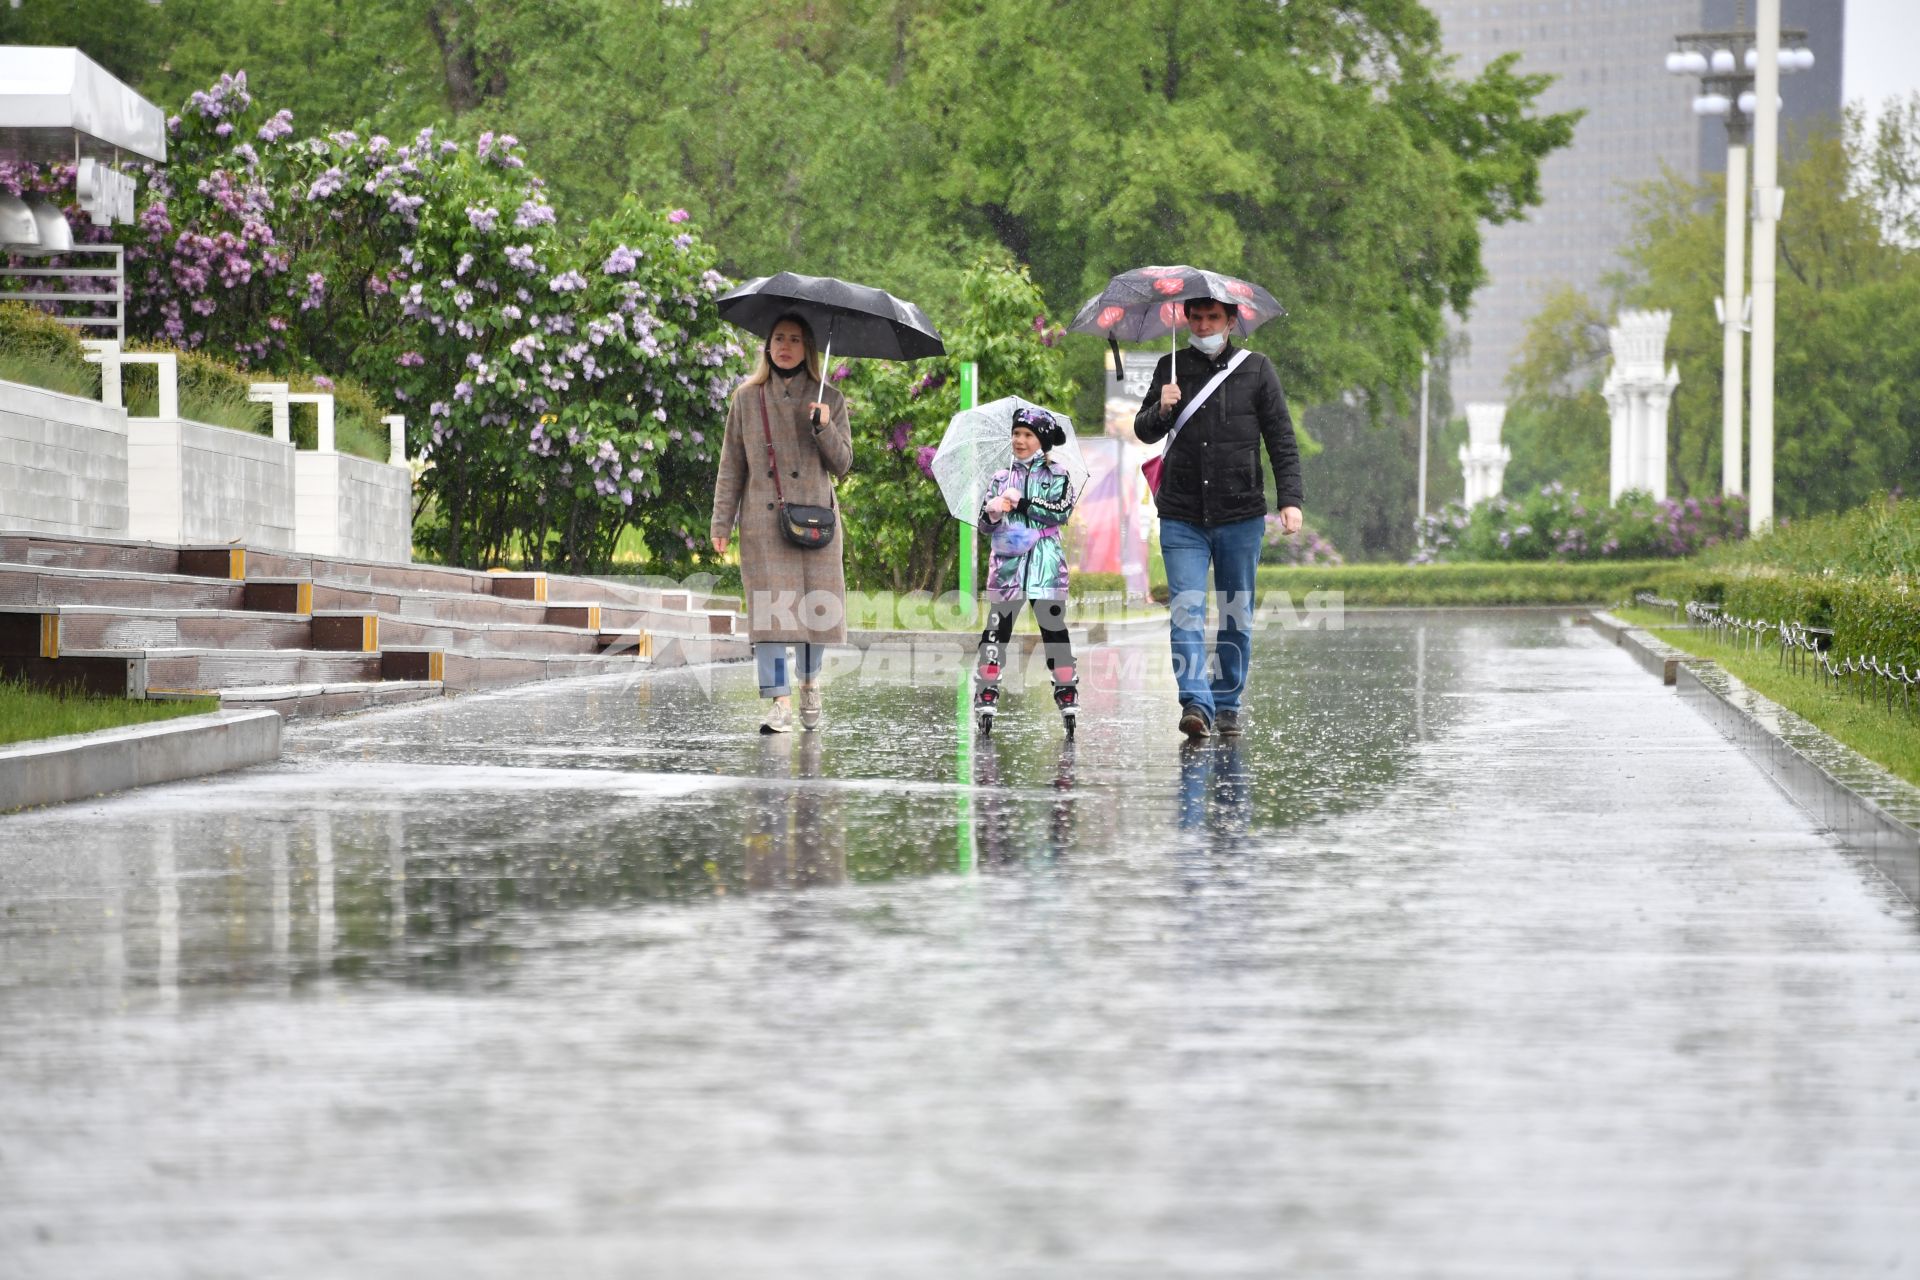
0, 532, 747, 716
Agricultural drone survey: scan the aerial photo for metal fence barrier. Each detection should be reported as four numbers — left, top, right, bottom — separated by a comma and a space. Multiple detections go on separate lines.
1631, 590, 1916, 713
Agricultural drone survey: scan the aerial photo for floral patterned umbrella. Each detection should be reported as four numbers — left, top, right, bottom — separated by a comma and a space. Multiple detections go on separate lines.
1068, 265, 1285, 377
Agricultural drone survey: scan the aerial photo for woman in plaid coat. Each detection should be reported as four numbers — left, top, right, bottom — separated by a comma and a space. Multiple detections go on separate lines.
710, 313, 853, 734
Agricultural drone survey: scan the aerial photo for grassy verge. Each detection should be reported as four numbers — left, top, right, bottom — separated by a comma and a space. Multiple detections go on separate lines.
1609, 603, 1692, 628
1247, 560, 1675, 606
1600, 608, 1920, 788
0, 680, 219, 747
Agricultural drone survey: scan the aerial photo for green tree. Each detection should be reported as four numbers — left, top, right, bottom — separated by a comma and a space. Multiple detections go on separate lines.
1298, 345, 1458, 562
18, 0, 1574, 408
1501, 284, 1611, 498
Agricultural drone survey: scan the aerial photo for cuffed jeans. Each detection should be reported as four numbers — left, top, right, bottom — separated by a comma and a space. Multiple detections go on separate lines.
1160, 514, 1263, 717
756, 642, 823, 698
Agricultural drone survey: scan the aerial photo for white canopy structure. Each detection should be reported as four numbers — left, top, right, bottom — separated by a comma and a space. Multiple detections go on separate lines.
0, 47, 165, 337
0, 47, 166, 167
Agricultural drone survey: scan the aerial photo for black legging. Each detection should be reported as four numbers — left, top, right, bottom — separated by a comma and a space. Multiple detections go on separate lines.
978, 598, 1075, 680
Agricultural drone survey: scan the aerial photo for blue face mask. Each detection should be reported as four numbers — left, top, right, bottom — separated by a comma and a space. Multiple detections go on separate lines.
1190, 331, 1227, 356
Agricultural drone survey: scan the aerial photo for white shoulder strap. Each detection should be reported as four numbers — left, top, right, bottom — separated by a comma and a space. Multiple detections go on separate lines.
1168, 348, 1252, 443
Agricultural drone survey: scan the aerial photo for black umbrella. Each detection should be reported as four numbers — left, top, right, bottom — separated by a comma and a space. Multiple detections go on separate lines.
719, 271, 945, 363
1069, 265, 1284, 379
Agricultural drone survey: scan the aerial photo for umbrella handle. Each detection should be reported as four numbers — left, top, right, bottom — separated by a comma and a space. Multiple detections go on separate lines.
812, 328, 835, 428
1109, 336, 1123, 385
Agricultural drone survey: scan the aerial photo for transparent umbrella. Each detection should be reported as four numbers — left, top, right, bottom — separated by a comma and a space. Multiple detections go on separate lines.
931, 396, 1088, 527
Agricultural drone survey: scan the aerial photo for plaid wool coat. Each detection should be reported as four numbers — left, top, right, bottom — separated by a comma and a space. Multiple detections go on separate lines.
710, 372, 853, 645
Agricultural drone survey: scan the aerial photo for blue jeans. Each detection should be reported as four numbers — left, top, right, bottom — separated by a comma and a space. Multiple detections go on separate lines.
1160, 515, 1263, 717
756, 643, 823, 697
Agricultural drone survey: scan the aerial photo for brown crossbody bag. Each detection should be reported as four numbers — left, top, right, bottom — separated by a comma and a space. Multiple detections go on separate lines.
758, 389, 837, 550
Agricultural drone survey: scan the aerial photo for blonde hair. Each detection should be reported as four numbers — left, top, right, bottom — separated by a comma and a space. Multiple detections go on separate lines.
742, 313, 822, 388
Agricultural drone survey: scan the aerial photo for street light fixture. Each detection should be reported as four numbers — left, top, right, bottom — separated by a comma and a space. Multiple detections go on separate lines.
1665, 3, 1812, 516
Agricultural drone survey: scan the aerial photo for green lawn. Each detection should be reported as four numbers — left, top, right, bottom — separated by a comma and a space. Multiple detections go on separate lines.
0, 681, 219, 747
1605, 608, 1920, 787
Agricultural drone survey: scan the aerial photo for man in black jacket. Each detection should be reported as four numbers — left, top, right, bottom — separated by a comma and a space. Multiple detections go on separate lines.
1134, 297, 1303, 740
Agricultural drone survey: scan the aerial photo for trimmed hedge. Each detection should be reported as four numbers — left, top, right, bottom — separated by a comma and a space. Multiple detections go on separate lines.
1248, 561, 1675, 606
1630, 566, 1920, 669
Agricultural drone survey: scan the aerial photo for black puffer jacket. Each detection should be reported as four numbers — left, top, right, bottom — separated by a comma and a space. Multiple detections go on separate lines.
1133, 343, 1302, 527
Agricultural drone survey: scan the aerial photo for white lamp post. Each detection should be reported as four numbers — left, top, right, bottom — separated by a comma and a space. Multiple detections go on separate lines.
1666, 5, 1812, 521
1750, 0, 1783, 534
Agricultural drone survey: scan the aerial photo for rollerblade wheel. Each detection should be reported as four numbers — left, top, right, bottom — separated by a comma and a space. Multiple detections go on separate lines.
977, 710, 995, 736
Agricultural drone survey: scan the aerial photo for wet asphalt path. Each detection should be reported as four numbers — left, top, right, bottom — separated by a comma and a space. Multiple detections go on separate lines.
1, 613, 1916, 1278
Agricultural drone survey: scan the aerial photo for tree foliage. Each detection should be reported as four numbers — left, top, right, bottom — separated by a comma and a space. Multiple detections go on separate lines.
5, 0, 1576, 407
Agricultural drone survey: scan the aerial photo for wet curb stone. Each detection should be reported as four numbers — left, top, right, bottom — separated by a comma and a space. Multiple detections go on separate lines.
1590, 609, 1920, 904
0, 709, 282, 813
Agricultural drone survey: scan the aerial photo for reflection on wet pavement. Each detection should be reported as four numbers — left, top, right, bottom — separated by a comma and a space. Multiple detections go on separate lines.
2, 614, 1917, 1277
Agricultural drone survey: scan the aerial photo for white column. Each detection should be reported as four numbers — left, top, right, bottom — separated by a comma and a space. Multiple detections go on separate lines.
1605, 311, 1679, 502
1459, 401, 1510, 505
1604, 371, 1629, 504
79, 339, 123, 408
1416, 352, 1430, 525
248, 382, 291, 443
1750, 0, 1781, 532
382, 414, 407, 467
287, 393, 336, 453
1722, 139, 1748, 495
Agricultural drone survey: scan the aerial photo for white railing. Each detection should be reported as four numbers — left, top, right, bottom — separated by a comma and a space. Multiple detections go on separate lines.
0, 245, 125, 343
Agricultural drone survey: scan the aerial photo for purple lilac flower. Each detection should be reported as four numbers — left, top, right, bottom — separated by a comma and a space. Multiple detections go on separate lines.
515, 200, 557, 229
548, 270, 588, 293
603, 245, 638, 274
667, 209, 690, 223
467, 204, 499, 232
504, 244, 539, 273
257, 109, 294, 143
306, 168, 345, 200
889, 423, 911, 450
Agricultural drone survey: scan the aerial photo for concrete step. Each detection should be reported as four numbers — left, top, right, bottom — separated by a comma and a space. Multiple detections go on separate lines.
0, 531, 187, 577
0, 563, 247, 612
377, 646, 637, 692
112, 647, 385, 695
0, 605, 314, 654
643, 632, 752, 669
1, 531, 265, 582
313, 610, 612, 658
169, 679, 447, 719
313, 581, 561, 628
595, 602, 738, 638
307, 582, 739, 638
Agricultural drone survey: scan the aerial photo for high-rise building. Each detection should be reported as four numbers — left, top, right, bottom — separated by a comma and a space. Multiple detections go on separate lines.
1426, 0, 1844, 408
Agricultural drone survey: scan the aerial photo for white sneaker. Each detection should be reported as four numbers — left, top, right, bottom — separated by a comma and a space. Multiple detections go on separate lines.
760, 698, 793, 734
797, 682, 822, 731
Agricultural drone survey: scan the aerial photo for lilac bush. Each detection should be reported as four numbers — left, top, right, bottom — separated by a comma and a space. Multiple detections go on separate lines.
1415, 485, 1748, 563
86, 73, 744, 572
